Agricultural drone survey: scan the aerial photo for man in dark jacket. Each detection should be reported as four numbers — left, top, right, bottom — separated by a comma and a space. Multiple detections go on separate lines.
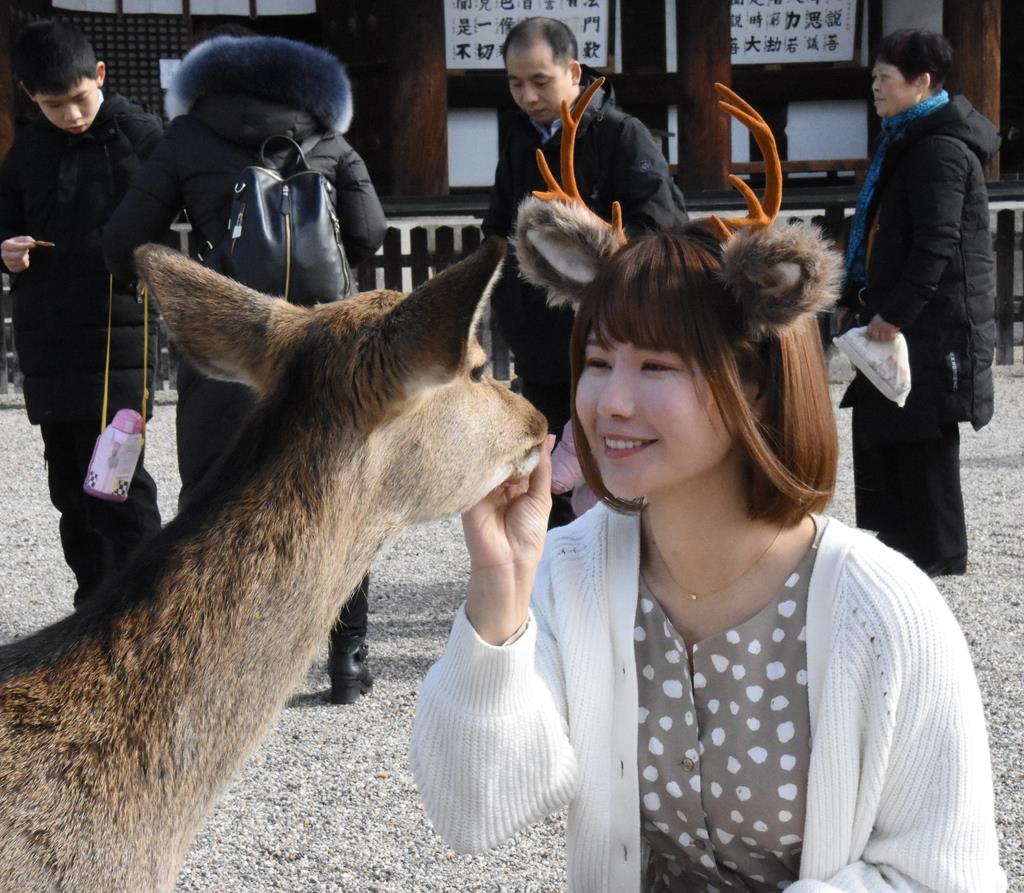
840, 29, 998, 576
0, 21, 162, 605
483, 17, 688, 527
103, 31, 386, 706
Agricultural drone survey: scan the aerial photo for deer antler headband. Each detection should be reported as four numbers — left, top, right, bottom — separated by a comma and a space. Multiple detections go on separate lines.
513, 81, 841, 338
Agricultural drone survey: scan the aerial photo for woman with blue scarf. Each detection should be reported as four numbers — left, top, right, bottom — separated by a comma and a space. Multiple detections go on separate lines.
839, 29, 998, 577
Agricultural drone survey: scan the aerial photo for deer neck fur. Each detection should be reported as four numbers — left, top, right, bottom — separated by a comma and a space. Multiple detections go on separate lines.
0, 238, 548, 891
0, 400, 401, 890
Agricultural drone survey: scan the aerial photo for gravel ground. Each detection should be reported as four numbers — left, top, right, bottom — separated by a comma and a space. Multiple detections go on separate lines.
0, 357, 1021, 892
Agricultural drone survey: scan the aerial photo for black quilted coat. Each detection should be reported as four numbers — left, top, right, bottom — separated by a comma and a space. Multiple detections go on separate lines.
0, 94, 162, 423
841, 95, 998, 444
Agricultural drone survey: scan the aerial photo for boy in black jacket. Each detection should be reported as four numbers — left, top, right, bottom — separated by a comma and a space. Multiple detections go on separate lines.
0, 21, 162, 605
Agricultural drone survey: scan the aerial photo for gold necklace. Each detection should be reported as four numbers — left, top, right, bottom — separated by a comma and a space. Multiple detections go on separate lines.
660, 525, 785, 602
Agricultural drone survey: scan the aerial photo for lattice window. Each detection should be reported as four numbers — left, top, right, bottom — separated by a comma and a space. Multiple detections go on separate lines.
49, 13, 191, 118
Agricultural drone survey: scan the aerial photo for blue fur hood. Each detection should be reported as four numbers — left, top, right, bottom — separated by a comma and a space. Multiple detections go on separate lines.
165, 35, 352, 133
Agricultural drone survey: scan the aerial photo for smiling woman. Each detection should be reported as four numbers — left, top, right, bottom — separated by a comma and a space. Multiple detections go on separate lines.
575, 337, 729, 506
567, 227, 837, 524
411, 83, 1006, 893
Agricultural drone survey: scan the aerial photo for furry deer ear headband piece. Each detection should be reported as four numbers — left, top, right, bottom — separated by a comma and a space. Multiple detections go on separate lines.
513, 81, 842, 339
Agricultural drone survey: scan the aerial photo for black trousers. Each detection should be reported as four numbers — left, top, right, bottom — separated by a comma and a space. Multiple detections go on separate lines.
852, 419, 967, 573
176, 361, 369, 637
40, 420, 162, 604
175, 360, 255, 505
520, 378, 576, 530
330, 573, 369, 640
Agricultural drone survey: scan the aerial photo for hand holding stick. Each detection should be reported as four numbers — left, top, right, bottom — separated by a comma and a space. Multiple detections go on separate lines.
1, 236, 38, 273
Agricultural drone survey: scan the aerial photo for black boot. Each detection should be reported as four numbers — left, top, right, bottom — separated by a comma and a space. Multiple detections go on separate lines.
328, 632, 373, 705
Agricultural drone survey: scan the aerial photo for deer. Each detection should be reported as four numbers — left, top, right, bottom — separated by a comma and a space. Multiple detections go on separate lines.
0, 238, 548, 892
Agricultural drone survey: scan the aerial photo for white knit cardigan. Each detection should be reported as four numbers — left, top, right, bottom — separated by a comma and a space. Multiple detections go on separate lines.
410, 507, 1005, 892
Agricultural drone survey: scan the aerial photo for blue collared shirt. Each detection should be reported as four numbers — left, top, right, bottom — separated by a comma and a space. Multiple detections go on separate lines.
530, 117, 562, 144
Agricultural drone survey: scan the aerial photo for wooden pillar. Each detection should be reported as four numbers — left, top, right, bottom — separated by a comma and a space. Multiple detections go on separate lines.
622, 0, 667, 73
675, 0, 731, 190
865, 0, 883, 148
619, 0, 669, 156
0, 4, 14, 160
943, 0, 1000, 178
388, 1, 448, 195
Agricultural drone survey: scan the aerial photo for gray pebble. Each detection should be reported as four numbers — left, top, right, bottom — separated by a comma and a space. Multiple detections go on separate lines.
0, 357, 1020, 891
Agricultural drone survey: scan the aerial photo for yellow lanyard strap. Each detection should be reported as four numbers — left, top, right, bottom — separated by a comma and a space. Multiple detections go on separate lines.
100, 276, 149, 446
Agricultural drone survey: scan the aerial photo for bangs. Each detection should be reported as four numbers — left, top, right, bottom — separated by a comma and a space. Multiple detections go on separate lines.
580, 229, 727, 365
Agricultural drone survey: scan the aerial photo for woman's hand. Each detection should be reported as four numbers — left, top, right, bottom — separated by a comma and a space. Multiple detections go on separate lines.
1, 236, 35, 273
462, 434, 555, 645
866, 313, 900, 341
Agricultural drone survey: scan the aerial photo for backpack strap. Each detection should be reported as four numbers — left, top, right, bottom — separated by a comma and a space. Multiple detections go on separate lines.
258, 133, 325, 173
298, 132, 324, 157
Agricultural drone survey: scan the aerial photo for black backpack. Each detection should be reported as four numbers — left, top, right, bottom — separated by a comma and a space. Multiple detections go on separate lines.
201, 134, 353, 306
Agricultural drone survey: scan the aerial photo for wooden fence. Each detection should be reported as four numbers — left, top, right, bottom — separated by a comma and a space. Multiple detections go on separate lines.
0, 223, 503, 395
2, 207, 1022, 395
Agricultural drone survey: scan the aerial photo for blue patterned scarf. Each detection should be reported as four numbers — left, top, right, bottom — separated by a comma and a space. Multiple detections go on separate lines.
845, 89, 950, 287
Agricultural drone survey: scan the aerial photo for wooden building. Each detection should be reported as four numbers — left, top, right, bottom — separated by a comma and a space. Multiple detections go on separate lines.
0, 0, 1009, 197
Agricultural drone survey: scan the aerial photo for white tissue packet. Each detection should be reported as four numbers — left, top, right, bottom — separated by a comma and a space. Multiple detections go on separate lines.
833, 325, 912, 407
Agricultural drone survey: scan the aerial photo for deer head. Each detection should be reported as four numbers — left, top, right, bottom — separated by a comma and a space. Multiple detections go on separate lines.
134, 239, 548, 522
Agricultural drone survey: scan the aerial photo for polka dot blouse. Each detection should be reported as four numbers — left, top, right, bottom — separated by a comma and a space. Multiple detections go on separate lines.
636, 520, 826, 892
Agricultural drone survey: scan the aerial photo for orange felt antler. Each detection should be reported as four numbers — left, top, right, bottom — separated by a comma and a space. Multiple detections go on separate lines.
533, 77, 625, 235
708, 82, 783, 241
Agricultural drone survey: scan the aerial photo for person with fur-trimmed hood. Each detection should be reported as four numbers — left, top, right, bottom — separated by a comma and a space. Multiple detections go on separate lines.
411, 85, 1004, 892
103, 29, 386, 706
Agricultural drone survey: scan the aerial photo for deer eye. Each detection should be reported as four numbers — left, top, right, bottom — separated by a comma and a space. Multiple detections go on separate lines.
470, 364, 486, 383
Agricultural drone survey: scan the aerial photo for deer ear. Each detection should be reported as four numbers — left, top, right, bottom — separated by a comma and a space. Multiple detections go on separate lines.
354, 237, 506, 409
512, 196, 626, 309
720, 221, 842, 338
133, 244, 306, 396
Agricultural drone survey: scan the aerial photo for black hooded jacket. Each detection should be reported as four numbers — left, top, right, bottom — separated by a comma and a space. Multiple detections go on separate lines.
0, 94, 162, 424
841, 95, 999, 443
482, 72, 688, 384
103, 36, 386, 284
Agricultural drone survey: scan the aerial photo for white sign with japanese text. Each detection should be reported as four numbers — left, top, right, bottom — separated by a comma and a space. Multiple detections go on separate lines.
731, 0, 857, 65
445, 0, 611, 70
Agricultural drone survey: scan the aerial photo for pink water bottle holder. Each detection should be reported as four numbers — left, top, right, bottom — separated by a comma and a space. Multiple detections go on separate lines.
83, 408, 144, 503
83, 277, 149, 503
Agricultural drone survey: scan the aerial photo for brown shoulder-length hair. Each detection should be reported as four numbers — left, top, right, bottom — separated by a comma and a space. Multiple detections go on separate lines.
569, 224, 837, 527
